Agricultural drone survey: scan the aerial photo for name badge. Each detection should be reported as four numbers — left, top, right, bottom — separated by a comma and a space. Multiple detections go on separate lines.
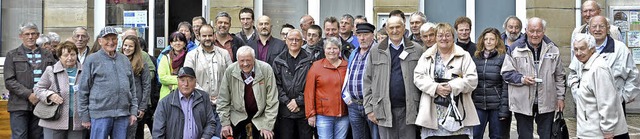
544, 53, 557, 59
399, 51, 409, 60
244, 76, 254, 85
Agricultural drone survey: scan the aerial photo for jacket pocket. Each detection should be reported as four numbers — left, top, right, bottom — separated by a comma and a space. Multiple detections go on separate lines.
374, 97, 385, 120
12, 57, 30, 73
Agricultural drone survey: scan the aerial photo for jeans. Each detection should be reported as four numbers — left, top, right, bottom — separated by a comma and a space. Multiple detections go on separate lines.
10, 110, 43, 139
90, 116, 130, 139
348, 103, 379, 139
514, 105, 553, 139
473, 109, 502, 139
316, 115, 349, 139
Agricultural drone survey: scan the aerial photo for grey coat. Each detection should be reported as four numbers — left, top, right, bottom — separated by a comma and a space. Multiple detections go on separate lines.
133, 62, 151, 111
153, 89, 216, 139
363, 38, 424, 127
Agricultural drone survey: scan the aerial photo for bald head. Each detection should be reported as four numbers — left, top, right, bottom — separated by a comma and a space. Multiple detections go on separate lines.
258, 16, 273, 37
582, 0, 602, 22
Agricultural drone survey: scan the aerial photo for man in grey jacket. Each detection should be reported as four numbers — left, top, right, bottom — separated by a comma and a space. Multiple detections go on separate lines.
78, 26, 138, 139
153, 67, 216, 139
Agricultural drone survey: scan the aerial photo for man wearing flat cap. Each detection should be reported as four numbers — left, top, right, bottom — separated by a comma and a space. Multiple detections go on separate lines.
153, 67, 217, 139
342, 22, 380, 139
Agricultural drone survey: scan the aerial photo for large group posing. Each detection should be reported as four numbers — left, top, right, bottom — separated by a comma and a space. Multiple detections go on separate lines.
4, 0, 638, 139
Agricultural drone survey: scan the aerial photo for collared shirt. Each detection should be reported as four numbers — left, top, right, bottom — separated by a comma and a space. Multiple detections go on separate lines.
78, 46, 89, 65
389, 38, 405, 50
179, 91, 197, 139
21, 45, 43, 83
214, 33, 235, 61
67, 67, 77, 117
285, 51, 307, 73
346, 49, 369, 100
257, 37, 271, 62
201, 48, 221, 94
596, 37, 608, 54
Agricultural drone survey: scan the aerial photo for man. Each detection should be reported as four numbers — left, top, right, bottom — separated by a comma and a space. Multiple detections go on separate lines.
300, 15, 315, 39
71, 26, 92, 65
572, 0, 622, 43
340, 14, 360, 49
4, 22, 55, 139
363, 16, 423, 139
280, 23, 295, 39
389, 10, 411, 39
343, 23, 380, 139
117, 28, 138, 53
236, 8, 258, 44
184, 24, 233, 138
218, 46, 279, 139
78, 26, 138, 139
418, 22, 436, 49
354, 15, 367, 25
502, 16, 525, 48
568, 15, 640, 115
501, 17, 565, 139
324, 16, 356, 58
47, 32, 60, 47
455, 16, 477, 54
215, 11, 246, 62
192, 16, 207, 46
302, 25, 325, 61
247, 16, 286, 65
272, 29, 314, 139
409, 12, 427, 45
153, 67, 217, 139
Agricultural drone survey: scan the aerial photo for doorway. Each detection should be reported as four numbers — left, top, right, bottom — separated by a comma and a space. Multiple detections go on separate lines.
168, 0, 202, 35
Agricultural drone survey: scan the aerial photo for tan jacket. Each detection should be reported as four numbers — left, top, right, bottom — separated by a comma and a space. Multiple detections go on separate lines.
501, 36, 565, 116
413, 45, 479, 129
34, 61, 84, 130
184, 46, 232, 104
575, 54, 628, 138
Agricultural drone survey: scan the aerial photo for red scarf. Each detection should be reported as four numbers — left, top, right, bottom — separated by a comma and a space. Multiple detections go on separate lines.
170, 49, 186, 74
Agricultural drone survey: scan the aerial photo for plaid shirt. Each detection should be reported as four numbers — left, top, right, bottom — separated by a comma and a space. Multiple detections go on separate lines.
345, 50, 369, 100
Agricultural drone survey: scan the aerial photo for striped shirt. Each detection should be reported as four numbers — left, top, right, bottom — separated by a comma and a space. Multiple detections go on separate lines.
346, 50, 369, 100
24, 47, 43, 83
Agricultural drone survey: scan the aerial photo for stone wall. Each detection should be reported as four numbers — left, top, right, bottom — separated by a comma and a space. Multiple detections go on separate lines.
43, 0, 94, 46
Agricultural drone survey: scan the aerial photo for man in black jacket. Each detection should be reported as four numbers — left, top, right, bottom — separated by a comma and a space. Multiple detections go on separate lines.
248, 15, 286, 66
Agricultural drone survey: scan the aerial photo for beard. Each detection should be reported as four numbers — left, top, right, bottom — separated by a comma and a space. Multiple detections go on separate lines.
507, 32, 521, 41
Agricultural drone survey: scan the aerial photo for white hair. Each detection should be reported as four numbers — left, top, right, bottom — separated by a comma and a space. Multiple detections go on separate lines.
47, 32, 60, 42
527, 17, 547, 30
286, 29, 304, 39
36, 35, 50, 46
236, 46, 255, 60
573, 33, 596, 49
419, 22, 436, 34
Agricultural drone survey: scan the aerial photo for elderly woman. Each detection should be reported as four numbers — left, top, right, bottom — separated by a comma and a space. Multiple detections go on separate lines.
37, 35, 55, 54
414, 23, 479, 139
470, 28, 509, 139
34, 41, 85, 138
572, 33, 629, 139
304, 37, 349, 139
158, 32, 189, 99
121, 36, 151, 139
419, 22, 437, 49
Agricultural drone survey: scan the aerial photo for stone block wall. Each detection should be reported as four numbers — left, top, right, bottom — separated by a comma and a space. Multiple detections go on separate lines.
43, 0, 93, 46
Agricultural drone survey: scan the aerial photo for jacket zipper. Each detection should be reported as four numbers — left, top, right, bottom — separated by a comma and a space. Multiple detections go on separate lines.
483, 58, 488, 109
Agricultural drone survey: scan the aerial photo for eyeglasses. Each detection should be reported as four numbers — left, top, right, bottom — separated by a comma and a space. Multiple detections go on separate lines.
287, 38, 302, 42
22, 32, 39, 36
589, 24, 607, 30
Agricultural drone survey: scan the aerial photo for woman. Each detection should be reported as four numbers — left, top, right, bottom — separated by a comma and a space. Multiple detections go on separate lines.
34, 41, 85, 139
121, 36, 151, 139
572, 33, 629, 139
158, 32, 188, 99
470, 28, 509, 139
304, 37, 349, 139
414, 23, 479, 139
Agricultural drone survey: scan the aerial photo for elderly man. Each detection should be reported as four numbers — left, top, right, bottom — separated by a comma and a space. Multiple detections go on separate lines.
47, 32, 60, 47
409, 12, 427, 45
71, 26, 92, 65
192, 16, 207, 46
247, 16, 286, 65
363, 16, 423, 139
153, 67, 217, 139
572, 0, 622, 42
4, 22, 56, 139
302, 25, 325, 61
339, 14, 360, 49
218, 46, 279, 139
502, 16, 525, 48
184, 24, 233, 138
343, 23, 380, 139
78, 26, 138, 139
388, 10, 411, 39
272, 29, 314, 139
571, 33, 630, 139
324, 16, 356, 58
300, 15, 315, 39
418, 22, 436, 49
501, 17, 565, 139
455, 16, 477, 54
568, 15, 640, 115
215, 12, 246, 62
236, 8, 257, 44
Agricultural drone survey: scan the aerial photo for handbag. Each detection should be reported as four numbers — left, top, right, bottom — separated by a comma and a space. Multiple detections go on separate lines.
551, 112, 569, 139
33, 71, 63, 120
438, 94, 463, 132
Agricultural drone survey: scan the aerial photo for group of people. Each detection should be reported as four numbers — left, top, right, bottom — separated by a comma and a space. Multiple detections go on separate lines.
4, 0, 638, 139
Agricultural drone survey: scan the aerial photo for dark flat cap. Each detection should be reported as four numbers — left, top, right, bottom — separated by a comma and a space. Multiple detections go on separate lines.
178, 67, 196, 78
356, 23, 376, 33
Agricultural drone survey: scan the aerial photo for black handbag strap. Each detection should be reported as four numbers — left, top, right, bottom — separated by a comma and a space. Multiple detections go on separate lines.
50, 66, 61, 94
555, 111, 564, 120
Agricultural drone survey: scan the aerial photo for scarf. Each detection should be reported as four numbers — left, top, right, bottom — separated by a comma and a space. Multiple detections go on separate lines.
170, 49, 186, 74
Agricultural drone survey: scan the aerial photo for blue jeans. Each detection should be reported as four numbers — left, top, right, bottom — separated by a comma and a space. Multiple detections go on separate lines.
90, 116, 130, 139
10, 111, 43, 139
473, 109, 502, 139
316, 115, 349, 139
348, 103, 379, 139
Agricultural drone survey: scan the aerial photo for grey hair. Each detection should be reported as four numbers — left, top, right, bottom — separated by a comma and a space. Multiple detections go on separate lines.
216, 11, 232, 22
286, 29, 304, 38
19, 22, 39, 34
386, 16, 405, 26
573, 33, 597, 49
419, 22, 436, 34
36, 35, 50, 46
527, 17, 547, 30
584, 0, 602, 9
341, 14, 354, 23
72, 26, 90, 39
47, 32, 60, 42
410, 12, 428, 23
236, 46, 256, 59
323, 37, 342, 50
502, 16, 522, 30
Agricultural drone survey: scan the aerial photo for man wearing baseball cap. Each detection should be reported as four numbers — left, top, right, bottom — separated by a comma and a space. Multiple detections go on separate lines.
78, 26, 139, 139
153, 67, 217, 139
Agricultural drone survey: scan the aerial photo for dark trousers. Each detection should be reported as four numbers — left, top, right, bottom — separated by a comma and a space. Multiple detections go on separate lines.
473, 109, 502, 139
232, 119, 260, 139
425, 135, 469, 139
514, 105, 554, 139
134, 108, 155, 139
10, 111, 43, 139
500, 113, 512, 139
275, 117, 313, 139
578, 133, 630, 139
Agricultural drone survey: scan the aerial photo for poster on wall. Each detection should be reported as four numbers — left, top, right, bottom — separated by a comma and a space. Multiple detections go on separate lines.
123, 10, 147, 28
629, 31, 640, 48
633, 48, 640, 64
